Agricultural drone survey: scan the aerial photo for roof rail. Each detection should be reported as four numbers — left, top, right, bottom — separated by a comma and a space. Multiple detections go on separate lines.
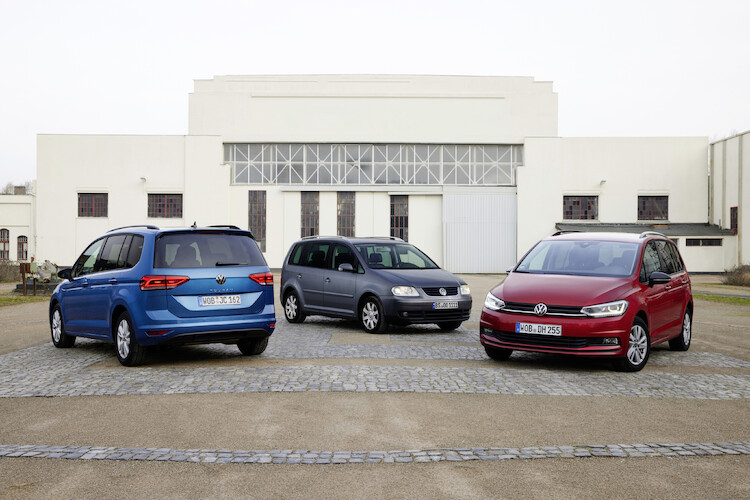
551, 230, 580, 236
355, 236, 405, 242
300, 235, 345, 241
639, 231, 666, 239
108, 225, 160, 232
207, 225, 240, 230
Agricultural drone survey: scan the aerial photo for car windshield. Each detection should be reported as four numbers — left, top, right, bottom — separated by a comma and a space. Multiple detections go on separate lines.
154, 231, 265, 268
354, 243, 439, 270
515, 240, 639, 277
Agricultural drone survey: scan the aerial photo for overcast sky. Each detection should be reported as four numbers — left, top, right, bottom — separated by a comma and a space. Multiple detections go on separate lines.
1, 0, 748, 185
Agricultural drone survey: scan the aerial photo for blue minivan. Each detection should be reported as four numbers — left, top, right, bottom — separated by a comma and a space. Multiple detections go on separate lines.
50, 225, 276, 366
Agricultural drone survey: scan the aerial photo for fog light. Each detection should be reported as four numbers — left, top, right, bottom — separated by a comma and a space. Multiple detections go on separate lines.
602, 337, 620, 345
402, 312, 409, 318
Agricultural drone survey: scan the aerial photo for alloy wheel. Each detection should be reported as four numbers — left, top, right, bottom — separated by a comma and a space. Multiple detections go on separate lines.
117, 319, 131, 359
52, 310, 62, 343
627, 324, 648, 366
362, 301, 379, 331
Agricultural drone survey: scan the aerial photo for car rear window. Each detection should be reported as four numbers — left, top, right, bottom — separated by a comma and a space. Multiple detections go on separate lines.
154, 232, 265, 269
516, 240, 638, 277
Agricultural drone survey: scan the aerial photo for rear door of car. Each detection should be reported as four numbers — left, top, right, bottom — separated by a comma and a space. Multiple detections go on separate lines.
152, 231, 272, 319
323, 243, 360, 316
295, 241, 330, 310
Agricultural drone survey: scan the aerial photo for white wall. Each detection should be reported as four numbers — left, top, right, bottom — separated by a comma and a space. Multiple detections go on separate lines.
711, 131, 749, 265
0, 194, 35, 261
189, 75, 558, 143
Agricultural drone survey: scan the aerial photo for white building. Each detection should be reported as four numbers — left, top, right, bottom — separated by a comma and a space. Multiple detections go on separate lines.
33, 75, 738, 273
0, 186, 35, 262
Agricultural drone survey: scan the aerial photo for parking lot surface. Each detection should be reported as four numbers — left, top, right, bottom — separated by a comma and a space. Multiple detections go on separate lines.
1, 274, 749, 499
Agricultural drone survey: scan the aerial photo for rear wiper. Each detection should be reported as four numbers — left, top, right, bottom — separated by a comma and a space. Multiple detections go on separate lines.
215, 262, 247, 266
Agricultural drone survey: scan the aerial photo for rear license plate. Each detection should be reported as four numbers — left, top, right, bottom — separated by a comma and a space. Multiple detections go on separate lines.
515, 322, 562, 336
199, 295, 242, 306
433, 301, 458, 310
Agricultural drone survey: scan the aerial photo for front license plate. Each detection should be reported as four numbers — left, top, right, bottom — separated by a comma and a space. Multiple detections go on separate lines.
199, 295, 242, 306
515, 322, 562, 336
433, 301, 458, 310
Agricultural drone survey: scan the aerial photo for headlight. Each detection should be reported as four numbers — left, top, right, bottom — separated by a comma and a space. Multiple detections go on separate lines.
392, 286, 419, 297
460, 284, 471, 296
484, 292, 505, 311
581, 300, 629, 318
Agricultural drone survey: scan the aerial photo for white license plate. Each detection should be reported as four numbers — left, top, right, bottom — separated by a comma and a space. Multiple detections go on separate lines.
515, 322, 562, 336
433, 301, 458, 310
199, 295, 242, 306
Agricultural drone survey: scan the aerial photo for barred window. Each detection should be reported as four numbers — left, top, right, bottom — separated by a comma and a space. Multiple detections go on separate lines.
563, 196, 598, 220
248, 191, 267, 252
730, 207, 738, 235
148, 194, 183, 218
0, 229, 8, 260
390, 195, 408, 241
337, 192, 355, 237
17, 236, 28, 261
301, 192, 319, 238
686, 239, 722, 247
78, 193, 108, 217
638, 196, 668, 221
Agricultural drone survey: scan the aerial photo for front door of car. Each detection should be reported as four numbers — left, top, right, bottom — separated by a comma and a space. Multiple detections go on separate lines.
323, 244, 360, 316
60, 238, 106, 334
654, 240, 689, 339
639, 241, 671, 340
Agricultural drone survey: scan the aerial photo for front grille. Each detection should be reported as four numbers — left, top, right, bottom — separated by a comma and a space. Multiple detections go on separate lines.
502, 301, 585, 317
422, 286, 459, 297
401, 309, 471, 322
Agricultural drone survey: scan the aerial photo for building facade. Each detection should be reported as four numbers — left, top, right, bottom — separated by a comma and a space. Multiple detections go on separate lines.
33, 75, 738, 273
0, 189, 35, 262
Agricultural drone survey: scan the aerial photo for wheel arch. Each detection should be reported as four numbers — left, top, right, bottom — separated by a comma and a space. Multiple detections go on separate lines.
111, 304, 130, 340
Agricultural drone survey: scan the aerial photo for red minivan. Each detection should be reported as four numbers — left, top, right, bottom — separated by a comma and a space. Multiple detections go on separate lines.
480, 232, 693, 371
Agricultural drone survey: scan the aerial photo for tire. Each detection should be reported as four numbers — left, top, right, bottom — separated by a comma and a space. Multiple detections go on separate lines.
238, 336, 269, 355
360, 296, 387, 334
284, 291, 306, 323
484, 346, 512, 361
669, 310, 692, 351
115, 311, 146, 367
614, 317, 650, 372
437, 321, 463, 331
50, 304, 75, 348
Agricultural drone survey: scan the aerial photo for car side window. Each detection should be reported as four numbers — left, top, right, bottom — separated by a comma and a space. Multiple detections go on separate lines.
288, 243, 305, 266
640, 242, 661, 282
330, 244, 360, 271
665, 242, 684, 272
303, 242, 331, 268
95, 235, 127, 272
655, 240, 678, 275
72, 238, 106, 277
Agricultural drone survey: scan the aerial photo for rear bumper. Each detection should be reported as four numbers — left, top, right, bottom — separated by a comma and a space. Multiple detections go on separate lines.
133, 310, 276, 346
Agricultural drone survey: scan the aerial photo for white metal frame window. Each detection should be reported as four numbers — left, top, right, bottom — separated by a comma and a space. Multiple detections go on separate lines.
0, 229, 8, 260
225, 144, 522, 186
17, 236, 28, 261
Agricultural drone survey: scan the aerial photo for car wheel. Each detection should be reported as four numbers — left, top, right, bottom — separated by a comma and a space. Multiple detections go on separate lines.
615, 317, 650, 372
360, 296, 386, 334
669, 310, 692, 351
484, 346, 512, 361
238, 337, 269, 355
284, 291, 306, 323
437, 321, 462, 331
50, 304, 75, 348
115, 311, 145, 367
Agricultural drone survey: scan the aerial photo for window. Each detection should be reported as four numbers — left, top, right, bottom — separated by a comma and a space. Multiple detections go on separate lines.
639, 242, 661, 282
154, 232, 266, 269
78, 193, 108, 217
337, 192, 355, 237
292, 241, 330, 268
390, 195, 408, 241
330, 243, 361, 272
248, 191, 267, 252
17, 236, 28, 261
563, 196, 598, 220
72, 238, 106, 277
686, 238, 723, 247
730, 207, 738, 234
148, 194, 183, 218
300, 192, 319, 238
0, 229, 8, 260
638, 196, 668, 221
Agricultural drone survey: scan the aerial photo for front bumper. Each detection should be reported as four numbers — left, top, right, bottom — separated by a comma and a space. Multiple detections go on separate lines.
381, 295, 472, 324
479, 307, 630, 357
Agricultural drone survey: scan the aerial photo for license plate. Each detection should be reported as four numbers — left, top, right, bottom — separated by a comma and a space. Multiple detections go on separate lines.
515, 322, 562, 336
433, 301, 458, 310
199, 295, 242, 306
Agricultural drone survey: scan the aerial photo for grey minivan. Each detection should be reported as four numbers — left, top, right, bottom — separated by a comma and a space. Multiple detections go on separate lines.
280, 236, 472, 333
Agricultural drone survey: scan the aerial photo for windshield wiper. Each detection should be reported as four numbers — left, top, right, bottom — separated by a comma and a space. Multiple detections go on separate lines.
215, 261, 247, 266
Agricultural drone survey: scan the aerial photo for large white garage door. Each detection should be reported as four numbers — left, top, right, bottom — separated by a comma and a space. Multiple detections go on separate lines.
443, 192, 517, 273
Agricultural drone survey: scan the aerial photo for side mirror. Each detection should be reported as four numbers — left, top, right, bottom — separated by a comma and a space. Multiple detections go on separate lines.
58, 268, 73, 281
337, 263, 355, 273
648, 271, 671, 287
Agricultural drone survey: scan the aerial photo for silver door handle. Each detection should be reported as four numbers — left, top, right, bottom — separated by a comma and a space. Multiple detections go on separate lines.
325, 277, 331, 283
109, 278, 118, 284
297, 274, 302, 279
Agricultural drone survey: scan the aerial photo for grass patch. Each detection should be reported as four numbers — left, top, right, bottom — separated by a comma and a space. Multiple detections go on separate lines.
693, 293, 750, 307
0, 295, 49, 307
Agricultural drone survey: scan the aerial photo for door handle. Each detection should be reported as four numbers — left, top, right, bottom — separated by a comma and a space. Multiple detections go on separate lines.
297, 274, 302, 279
665, 284, 672, 290
325, 277, 331, 283
109, 278, 118, 284
81, 279, 89, 287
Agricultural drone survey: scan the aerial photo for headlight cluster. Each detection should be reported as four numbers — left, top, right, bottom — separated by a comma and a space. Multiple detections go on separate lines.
581, 300, 629, 317
460, 284, 471, 296
391, 286, 419, 297
483, 292, 505, 311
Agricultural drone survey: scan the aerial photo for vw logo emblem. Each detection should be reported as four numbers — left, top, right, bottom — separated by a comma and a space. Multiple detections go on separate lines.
534, 303, 548, 316
439, 287, 447, 296
216, 275, 226, 285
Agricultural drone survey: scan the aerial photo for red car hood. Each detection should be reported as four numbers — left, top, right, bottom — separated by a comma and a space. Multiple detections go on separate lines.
493, 272, 634, 307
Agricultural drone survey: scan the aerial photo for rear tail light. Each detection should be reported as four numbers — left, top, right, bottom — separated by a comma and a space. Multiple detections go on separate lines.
249, 272, 274, 285
139, 275, 190, 291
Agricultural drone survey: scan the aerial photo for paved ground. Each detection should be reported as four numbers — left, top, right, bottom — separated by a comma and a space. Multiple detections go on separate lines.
0, 274, 749, 499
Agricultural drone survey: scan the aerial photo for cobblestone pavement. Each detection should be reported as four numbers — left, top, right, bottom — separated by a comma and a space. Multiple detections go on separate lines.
1, 441, 748, 465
